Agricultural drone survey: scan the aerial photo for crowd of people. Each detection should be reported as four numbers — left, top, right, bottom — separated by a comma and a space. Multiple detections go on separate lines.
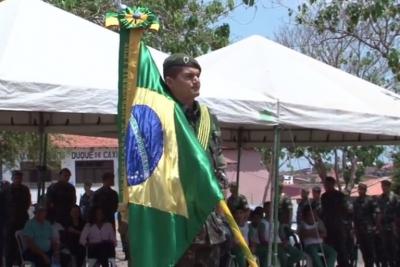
227, 176, 400, 267
0, 168, 123, 267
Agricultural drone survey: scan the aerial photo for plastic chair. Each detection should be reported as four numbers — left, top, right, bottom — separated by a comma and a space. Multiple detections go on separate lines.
15, 230, 34, 267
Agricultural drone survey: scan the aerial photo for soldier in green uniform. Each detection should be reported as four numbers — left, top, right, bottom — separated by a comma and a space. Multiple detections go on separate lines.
376, 180, 399, 267
352, 183, 379, 267
162, 54, 229, 267
296, 188, 310, 225
278, 184, 293, 226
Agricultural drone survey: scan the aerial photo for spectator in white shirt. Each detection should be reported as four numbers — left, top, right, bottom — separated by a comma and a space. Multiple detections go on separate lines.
298, 205, 337, 267
80, 207, 116, 266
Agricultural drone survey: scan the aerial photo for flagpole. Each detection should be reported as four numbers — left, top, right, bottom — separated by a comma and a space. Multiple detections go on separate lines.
235, 127, 243, 193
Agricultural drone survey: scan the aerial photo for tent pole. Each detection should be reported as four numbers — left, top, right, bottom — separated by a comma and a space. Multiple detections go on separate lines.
37, 112, 47, 203
235, 127, 242, 194
267, 125, 281, 267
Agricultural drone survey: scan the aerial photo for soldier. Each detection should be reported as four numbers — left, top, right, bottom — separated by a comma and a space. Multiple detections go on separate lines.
5, 171, 31, 267
352, 183, 379, 267
296, 188, 310, 225
376, 180, 399, 267
321, 176, 351, 267
162, 54, 229, 267
310, 185, 322, 216
278, 184, 293, 226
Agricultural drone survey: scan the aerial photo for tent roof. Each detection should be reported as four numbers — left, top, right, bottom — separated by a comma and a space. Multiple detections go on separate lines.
0, 0, 166, 136
197, 35, 400, 147
1, 1, 400, 147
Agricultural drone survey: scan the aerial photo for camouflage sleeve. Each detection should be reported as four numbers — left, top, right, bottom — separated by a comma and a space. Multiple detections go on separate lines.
209, 113, 228, 190
371, 197, 380, 214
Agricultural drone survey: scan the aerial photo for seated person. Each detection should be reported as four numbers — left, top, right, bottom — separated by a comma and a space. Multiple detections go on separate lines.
261, 203, 304, 267
278, 221, 305, 267
23, 204, 58, 267
79, 207, 116, 267
66, 205, 86, 267
298, 205, 337, 267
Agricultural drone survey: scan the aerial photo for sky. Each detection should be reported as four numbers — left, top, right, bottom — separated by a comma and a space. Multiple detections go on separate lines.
221, 0, 304, 42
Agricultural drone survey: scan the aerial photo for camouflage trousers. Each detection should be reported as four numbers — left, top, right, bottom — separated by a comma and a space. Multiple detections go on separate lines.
176, 243, 221, 267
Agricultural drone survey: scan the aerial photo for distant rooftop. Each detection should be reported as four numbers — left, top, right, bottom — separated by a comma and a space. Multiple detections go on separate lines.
53, 134, 118, 149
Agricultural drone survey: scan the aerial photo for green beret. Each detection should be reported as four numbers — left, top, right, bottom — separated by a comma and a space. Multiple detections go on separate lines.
163, 53, 201, 77
235, 194, 249, 211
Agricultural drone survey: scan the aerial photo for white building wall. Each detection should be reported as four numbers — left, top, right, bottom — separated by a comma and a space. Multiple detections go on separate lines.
61, 147, 119, 193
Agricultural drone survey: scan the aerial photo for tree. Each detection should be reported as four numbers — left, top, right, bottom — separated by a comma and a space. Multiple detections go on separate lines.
275, 23, 386, 191
0, 131, 63, 180
293, 0, 400, 86
45, 0, 244, 56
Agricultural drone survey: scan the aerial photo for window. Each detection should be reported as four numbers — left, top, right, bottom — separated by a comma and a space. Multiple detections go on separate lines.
75, 160, 114, 184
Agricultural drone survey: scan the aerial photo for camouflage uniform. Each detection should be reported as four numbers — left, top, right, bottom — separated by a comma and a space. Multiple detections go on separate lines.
376, 192, 399, 267
279, 194, 293, 225
176, 101, 229, 267
353, 193, 379, 267
227, 194, 248, 214
296, 198, 309, 224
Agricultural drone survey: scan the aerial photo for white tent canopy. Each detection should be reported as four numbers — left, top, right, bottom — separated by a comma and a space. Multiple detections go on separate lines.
1, 0, 400, 147
197, 35, 400, 147
0, 0, 167, 136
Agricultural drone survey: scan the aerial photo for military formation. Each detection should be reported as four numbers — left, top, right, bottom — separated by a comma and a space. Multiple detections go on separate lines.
345, 179, 400, 267
296, 178, 400, 267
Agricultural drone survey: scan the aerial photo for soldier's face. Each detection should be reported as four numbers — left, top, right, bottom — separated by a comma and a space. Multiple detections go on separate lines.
312, 190, 320, 200
382, 184, 391, 194
301, 190, 309, 199
166, 67, 201, 105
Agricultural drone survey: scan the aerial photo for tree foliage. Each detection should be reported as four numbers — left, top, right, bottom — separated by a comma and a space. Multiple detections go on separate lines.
293, 0, 400, 86
45, 0, 241, 56
274, 22, 386, 191
0, 132, 63, 179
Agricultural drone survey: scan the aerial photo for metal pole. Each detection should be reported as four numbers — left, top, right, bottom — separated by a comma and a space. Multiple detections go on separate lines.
235, 128, 242, 194
37, 112, 47, 203
267, 126, 281, 267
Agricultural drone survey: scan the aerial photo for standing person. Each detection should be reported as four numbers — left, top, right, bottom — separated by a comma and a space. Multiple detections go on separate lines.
321, 176, 351, 267
278, 184, 293, 226
92, 172, 118, 227
46, 168, 76, 227
352, 183, 379, 267
227, 182, 239, 212
376, 180, 399, 267
79, 181, 94, 221
296, 188, 310, 225
5, 171, 31, 267
117, 212, 129, 261
310, 186, 322, 216
162, 54, 229, 267
0, 181, 10, 267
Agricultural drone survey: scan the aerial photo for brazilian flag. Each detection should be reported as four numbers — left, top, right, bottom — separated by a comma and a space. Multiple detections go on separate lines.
107, 7, 223, 267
